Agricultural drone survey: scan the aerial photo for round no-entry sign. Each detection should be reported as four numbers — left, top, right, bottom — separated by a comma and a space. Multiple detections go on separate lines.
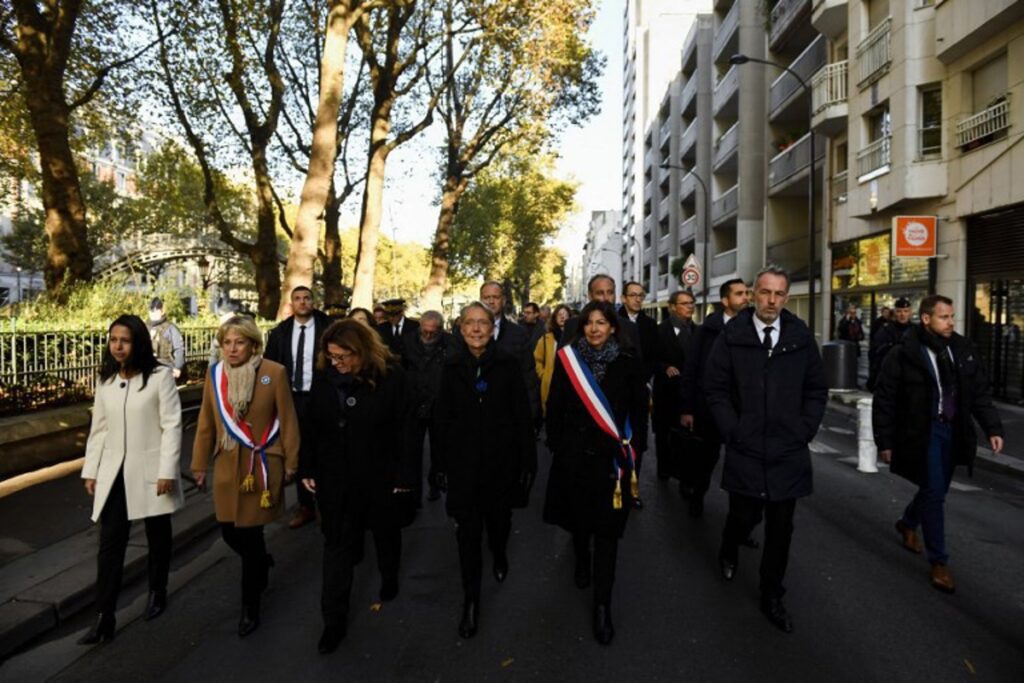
681, 267, 701, 288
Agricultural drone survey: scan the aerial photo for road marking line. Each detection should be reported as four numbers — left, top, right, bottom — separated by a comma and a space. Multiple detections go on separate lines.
949, 482, 982, 493
810, 441, 839, 454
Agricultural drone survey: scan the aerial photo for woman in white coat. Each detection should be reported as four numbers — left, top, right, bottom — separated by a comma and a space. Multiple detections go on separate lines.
79, 314, 184, 644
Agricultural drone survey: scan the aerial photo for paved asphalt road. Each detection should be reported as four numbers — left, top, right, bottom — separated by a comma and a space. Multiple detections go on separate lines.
5, 410, 1024, 682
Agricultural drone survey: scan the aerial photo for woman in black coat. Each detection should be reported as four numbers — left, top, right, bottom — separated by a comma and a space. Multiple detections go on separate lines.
543, 301, 648, 645
434, 302, 537, 640
300, 320, 419, 654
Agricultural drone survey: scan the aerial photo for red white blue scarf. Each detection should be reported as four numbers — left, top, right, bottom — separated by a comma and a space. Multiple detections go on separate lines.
211, 361, 280, 508
557, 345, 638, 509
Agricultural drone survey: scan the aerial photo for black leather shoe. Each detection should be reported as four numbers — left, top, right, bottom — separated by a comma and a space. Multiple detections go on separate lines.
379, 576, 399, 602
492, 553, 508, 583
143, 590, 167, 621
688, 498, 704, 518
593, 603, 614, 645
458, 600, 479, 639
741, 536, 760, 550
761, 596, 794, 633
426, 485, 441, 502
633, 497, 644, 510
78, 613, 115, 645
318, 624, 346, 654
238, 604, 260, 638
719, 554, 737, 581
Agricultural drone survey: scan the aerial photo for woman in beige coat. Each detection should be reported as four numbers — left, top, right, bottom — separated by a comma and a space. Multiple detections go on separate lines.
533, 304, 572, 415
80, 314, 184, 645
192, 316, 300, 637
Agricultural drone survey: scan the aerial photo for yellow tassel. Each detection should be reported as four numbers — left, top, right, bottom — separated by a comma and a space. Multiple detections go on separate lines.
630, 470, 639, 498
240, 473, 255, 492
612, 480, 622, 510
260, 489, 272, 508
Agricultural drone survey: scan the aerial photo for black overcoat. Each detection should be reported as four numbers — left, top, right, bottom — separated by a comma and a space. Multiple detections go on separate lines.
543, 349, 649, 538
377, 318, 420, 358
679, 310, 727, 440
652, 317, 692, 431
434, 345, 537, 518
703, 308, 827, 501
264, 310, 331, 382
299, 365, 419, 540
401, 331, 453, 417
872, 326, 1003, 486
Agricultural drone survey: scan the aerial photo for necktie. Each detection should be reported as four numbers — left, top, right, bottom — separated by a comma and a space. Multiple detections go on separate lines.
294, 324, 306, 391
493, 320, 499, 340
394, 324, 399, 337
762, 325, 774, 353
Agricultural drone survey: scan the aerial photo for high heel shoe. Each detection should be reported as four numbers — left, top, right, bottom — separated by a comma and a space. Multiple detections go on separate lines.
238, 603, 260, 638
77, 613, 115, 645
144, 590, 167, 621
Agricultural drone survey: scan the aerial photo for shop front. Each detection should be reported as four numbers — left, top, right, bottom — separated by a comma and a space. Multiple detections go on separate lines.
967, 202, 1024, 404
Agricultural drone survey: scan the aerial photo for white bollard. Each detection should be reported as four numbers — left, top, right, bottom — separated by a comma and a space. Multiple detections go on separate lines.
857, 396, 878, 473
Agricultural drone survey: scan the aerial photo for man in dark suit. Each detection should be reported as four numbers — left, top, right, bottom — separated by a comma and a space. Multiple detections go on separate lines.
679, 279, 748, 516
474, 282, 540, 421
377, 298, 419, 358
618, 281, 659, 381
559, 274, 617, 347
704, 266, 827, 633
873, 295, 1003, 594
264, 285, 331, 529
650, 290, 693, 484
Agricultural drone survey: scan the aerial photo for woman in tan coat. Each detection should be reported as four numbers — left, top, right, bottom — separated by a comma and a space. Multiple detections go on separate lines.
533, 304, 572, 414
192, 316, 300, 637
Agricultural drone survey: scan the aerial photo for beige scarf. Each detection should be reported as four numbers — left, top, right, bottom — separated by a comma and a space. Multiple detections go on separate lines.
219, 355, 262, 451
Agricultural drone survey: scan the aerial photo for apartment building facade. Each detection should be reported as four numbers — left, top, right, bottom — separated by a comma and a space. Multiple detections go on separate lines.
581, 210, 624, 296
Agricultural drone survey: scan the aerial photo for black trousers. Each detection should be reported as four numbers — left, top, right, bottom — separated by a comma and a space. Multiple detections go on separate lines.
292, 392, 316, 510
721, 493, 797, 599
95, 468, 172, 615
321, 510, 401, 627
455, 506, 512, 600
572, 532, 618, 605
415, 417, 441, 484
681, 436, 721, 498
220, 523, 270, 607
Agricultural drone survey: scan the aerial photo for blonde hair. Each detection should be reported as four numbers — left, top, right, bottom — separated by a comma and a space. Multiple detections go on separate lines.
216, 316, 264, 354
318, 318, 393, 385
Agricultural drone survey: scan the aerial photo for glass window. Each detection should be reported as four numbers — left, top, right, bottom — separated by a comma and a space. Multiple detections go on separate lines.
831, 241, 858, 290
857, 234, 891, 287
919, 85, 942, 158
891, 255, 929, 283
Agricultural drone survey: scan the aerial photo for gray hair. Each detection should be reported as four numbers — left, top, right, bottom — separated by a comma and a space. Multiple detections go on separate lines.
420, 310, 444, 326
754, 264, 791, 291
460, 301, 495, 324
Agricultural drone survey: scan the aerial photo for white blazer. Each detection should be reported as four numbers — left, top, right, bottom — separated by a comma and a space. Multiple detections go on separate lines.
82, 367, 185, 522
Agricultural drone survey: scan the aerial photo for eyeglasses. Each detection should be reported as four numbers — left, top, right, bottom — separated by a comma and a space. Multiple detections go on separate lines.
624, 292, 644, 299
327, 350, 357, 364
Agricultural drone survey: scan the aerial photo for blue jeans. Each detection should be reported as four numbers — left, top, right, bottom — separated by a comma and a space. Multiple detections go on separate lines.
901, 420, 954, 565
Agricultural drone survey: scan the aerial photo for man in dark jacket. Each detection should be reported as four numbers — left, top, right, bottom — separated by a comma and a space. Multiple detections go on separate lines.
679, 278, 748, 516
402, 310, 453, 502
704, 266, 827, 633
872, 294, 1003, 594
559, 274, 617, 347
651, 290, 695, 483
264, 285, 331, 529
377, 298, 419, 358
477, 281, 540, 420
868, 298, 912, 390
618, 281, 659, 381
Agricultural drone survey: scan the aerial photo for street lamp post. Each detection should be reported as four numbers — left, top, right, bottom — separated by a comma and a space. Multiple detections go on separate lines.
730, 53, 817, 338
660, 163, 711, 316
15, 266, 22, 317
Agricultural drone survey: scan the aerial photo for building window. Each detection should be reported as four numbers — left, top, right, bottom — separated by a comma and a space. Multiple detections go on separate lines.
919, 85, 942, 159
957, 53, 1010, 151
857, 103, 891, 180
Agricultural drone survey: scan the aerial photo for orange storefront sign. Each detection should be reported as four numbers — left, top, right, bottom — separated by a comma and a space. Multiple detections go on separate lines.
892, 215, 937, 257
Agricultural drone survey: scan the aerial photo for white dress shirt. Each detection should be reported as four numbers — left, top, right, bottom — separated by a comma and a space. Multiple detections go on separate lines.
493, 315, 503, 340
924, 345, 955, 415
290, 318, 315, 392
753, 314, 781, 351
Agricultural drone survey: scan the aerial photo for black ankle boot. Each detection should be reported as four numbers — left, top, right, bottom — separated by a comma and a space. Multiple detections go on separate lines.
144, 590, 167, 621
238, 603, 260, 638
593, 603, 614, 645
78, 613, 115, 645
458, 599, 479, 639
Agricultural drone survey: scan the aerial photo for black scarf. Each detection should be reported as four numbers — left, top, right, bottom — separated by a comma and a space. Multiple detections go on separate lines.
328, 370, 357, 419
915, 324, 957, 418
575, 337, 620, 384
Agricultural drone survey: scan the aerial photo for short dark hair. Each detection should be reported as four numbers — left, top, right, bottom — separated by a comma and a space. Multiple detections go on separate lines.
524, 302, 540, 314
669, 290, 695, 305
291, 286, 313, 297
719, 278, 745, 299
570, 301, 631, 349
920, 294, 953, 318
754, 265, 790, 291
622, 280, 644, 293
587, 274, 616, 295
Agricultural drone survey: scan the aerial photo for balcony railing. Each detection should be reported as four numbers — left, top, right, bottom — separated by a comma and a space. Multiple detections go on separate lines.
712, 184, 739, 225
680, 215, 698, 241
856, 17, 891, 86
768, 132, 825, 190
811, 60, 848, 114
711, 248, 738, 277
712, 0, 740, 61
659, 118, 673, 147
713, 121, 740, 170
658, 273, 670, 291
769, 0, 811, 50
680, 171, 697, 202
681, 76, 698, 114
956, 97, 1011, 150
856, 134, 892, 179
659, 195, 671, 219
831, 169, 848, 204
681, 119, 698, 160
713, 65, 739, 116
770, 35, 826, 117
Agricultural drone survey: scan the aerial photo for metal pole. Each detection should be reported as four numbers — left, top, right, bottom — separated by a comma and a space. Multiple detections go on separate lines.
808, 96, 816, 340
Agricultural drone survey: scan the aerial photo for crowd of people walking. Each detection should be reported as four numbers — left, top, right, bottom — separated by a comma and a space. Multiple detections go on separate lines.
77, 266, 1004, 652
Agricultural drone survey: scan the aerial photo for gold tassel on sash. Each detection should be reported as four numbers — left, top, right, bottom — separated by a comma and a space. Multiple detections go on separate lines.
260, 490, 272, 508
240, 473, 255, 492
612, 479, 622, 509
630, 469, 639, 498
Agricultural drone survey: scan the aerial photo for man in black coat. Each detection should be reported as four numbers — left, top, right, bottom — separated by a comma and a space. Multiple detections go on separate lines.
377, 298, 419, 358
704, 266, 827, 633
679, 278, 748, 516
872, 294, 1004, 594
559, 274, 617, 348
618, 281, 659, 381
651, 290, 694, 483
867, 297, 912, 390
264, 285, 331, 529
477, 281, 540, 420
402, 310, 453, 502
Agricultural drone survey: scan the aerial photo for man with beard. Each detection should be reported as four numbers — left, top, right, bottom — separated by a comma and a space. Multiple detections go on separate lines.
872, 295, 1003, 594
868, 298, 912, 390
704, 266, 827, 633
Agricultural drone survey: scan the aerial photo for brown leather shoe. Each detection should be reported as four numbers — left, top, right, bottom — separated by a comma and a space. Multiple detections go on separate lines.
288, 506, 316, 529
895, 520, 923, 554
930, 564, 955, 594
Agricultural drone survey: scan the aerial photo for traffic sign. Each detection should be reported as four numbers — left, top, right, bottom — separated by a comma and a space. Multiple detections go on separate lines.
680, 253, 702, 289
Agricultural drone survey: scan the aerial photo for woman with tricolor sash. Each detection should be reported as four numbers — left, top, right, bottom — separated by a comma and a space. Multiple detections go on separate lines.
192, 315, 300, 638
542, 300, 648, 645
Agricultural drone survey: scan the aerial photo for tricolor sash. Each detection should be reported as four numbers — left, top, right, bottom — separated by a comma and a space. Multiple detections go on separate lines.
211, 361, 281, 508
557, 345, 638, 509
